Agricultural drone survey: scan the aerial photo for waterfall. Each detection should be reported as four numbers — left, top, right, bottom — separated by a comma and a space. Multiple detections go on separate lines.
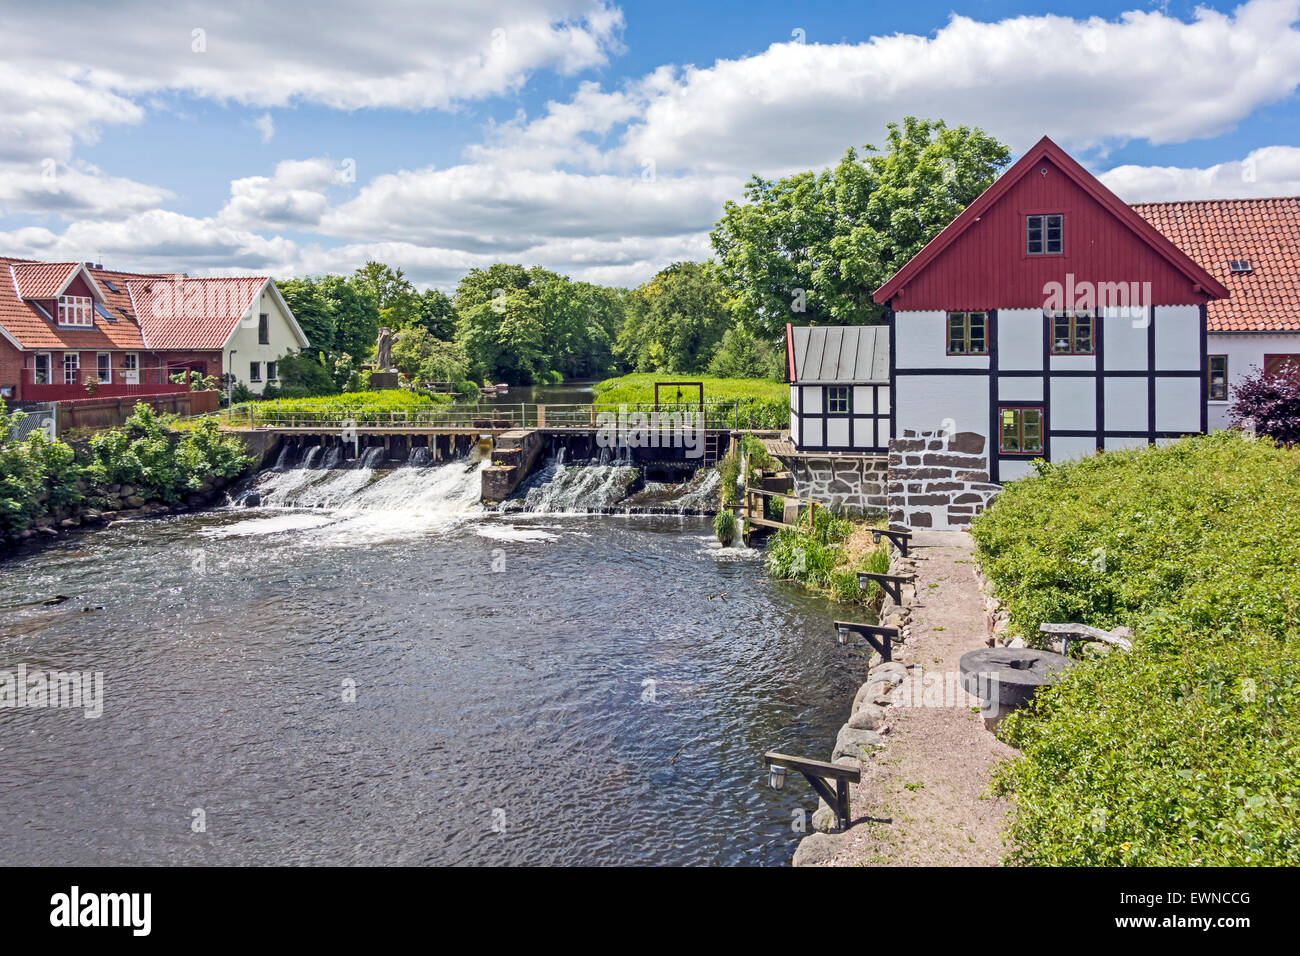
509, 453, 719, 515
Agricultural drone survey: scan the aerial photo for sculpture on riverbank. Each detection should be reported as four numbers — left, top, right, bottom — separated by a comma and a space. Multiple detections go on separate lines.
376, 327, 393, 370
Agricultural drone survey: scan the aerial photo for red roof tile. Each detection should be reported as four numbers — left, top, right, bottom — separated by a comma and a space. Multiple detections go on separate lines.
1132, 197, 1300, 333
129, 276, 268, 350
11, 262, 86, 300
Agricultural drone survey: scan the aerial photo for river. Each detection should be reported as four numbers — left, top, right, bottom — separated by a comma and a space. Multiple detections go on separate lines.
0, 451, 867, 865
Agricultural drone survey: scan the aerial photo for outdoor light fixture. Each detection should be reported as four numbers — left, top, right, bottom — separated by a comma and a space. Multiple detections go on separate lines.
869, 527, 912, 557
833, 620, 899, 663
763, 752, 860, 831
837, 625, 850, 646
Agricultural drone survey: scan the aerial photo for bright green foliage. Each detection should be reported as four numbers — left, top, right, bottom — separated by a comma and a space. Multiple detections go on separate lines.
0, 405, 83, 534
711, 117, 1010, 335
708, 326, 784, 380
971, 432, 1300, 865
85, 404, 254, 503
390, 327, 472, 388
714, 509, 737, 546
765, 508, 886, 608
616, 262, 731, 373
593, 373, 790, 429
274, 352, 338, 397
970, 433, 1300, 641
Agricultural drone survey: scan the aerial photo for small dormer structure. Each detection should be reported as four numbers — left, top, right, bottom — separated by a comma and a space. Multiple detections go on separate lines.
786, 323, 890, 453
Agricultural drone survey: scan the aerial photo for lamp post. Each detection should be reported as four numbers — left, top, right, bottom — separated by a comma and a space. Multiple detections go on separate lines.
227, 349, 238, 406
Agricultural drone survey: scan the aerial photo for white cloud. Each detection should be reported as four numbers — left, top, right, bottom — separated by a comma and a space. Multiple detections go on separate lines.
1100, 145, 1300, 201
0, 161, 173, 220
218, 158, 354, 230
253, 113, 275, 144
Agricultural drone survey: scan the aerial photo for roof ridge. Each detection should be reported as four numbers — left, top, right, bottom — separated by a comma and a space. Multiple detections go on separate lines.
1130, 196, 1300, 207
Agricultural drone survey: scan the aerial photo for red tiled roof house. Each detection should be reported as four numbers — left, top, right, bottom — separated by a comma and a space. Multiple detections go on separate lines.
1, 258, 308, 403
1132, 198, 1300, 428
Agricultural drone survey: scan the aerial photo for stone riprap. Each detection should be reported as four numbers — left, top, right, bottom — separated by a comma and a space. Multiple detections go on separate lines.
887, 430, 1002, 530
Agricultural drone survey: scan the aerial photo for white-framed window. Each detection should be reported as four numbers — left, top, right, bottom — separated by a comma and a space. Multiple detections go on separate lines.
96, 352, 112, 384
121, 352, 139, 384
62, 353, 80, 385
249, 361, 262, 383
33, 352, 51, 385
258, 313, 270, 345
58, 295, 93, 327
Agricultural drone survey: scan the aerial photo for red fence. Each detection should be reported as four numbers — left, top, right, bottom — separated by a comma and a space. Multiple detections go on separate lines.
21, 366, 189, 402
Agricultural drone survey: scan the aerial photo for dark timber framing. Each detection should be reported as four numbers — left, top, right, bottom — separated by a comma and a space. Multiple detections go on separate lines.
793, 382, 889, 454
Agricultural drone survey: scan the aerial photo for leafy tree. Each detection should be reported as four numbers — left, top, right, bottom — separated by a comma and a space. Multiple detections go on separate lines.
414, 288, 459, 339
277, 277, 336, 355
1230, 361, 1300, 446
275, 351, 337, 397
390, 327, 471, 386
708, 326, 784, 379
616, 261, 731, 373
354, 260, 419, 331
321, 274, 381, 359
711, 116, 1010, 335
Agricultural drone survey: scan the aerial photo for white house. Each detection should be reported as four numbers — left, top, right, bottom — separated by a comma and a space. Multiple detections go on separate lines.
786, 323, 890, 453
871, 136, 1229, 530
1132, 197, 1300, 429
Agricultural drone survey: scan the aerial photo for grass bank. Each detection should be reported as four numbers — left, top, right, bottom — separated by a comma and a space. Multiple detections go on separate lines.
593, 373, 789, 428
970, 432, 1300, 865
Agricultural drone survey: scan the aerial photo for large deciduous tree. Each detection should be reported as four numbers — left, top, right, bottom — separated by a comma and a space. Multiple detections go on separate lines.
616, 261, 732, 373
711, 117, 1010, 336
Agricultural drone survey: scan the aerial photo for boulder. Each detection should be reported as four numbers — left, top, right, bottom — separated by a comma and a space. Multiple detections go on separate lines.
833, 726, 883, 761
792, 831, 847, 867
847, 703, 885, 730
124, 495, 146, 508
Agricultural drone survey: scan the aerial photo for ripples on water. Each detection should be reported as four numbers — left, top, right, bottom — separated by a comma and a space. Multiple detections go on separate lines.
0, 457, 867, 865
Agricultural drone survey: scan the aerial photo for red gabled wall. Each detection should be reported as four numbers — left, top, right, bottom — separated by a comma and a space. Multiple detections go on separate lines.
0, 338, 24, 401
887, 156, 1215, 311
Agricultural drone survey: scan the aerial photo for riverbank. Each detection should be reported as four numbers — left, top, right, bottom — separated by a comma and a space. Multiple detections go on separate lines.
793, 531, 1018, 866
1, 403, 253, 561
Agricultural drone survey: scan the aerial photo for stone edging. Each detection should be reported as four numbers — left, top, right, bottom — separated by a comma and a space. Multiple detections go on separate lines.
792, 541, 923, 864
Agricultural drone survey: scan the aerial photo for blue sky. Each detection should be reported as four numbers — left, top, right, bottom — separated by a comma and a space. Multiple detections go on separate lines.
0, 0, 1297, 288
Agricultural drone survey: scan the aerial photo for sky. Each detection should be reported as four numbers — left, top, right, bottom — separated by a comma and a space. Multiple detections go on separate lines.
0, 0, 1298, 289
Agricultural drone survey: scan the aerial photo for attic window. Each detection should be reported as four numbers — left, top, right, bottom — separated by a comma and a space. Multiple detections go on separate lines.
102, 279, 120, 293
94, 302, 117, 321
118, 308, 132, 321
1027, 214, 1063, 255
1229, 259, 1252, 273
58, 295, 93, 327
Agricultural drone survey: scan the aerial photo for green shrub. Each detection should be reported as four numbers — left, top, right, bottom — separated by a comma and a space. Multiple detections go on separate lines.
971, 432, 1300, 865
714, 509, 737, 546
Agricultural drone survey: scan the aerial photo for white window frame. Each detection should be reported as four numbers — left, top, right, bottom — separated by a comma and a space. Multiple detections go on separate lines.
96, 352, 112, 384
34, 352, 52, 385
58, 295, 93, 327
121, 352, 139, 384
62, 353, 80, 385
249, 361, 262, 383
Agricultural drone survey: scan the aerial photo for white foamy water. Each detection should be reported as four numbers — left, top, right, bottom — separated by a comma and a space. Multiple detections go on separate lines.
475, 525, 560, 542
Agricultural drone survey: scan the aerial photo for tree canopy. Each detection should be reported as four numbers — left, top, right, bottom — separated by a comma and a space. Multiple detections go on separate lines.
710, 116, 1010, 336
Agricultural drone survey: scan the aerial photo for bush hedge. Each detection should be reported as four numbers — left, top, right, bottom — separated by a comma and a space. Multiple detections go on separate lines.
970, 432, 1300, 865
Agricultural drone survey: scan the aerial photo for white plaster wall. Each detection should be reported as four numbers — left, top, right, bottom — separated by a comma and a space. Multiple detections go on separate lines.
895, 374, 989, 441
895, 310, 990, 369
1102, 307, 1148, 371
998, 377, 1043, 402
1156, 377, 1202, 432
998, 459, 1035, 481
853, 386, 873, 413
853, 417, 873, 444
997, 309, 1042, 370
789, 385, 800, 414
1154, 305, 1201, 371
804, 387, 822, 414
1052, 436, 1097, 461
1105, 436, 1147, 450
804, 418, 823, 447
1206, 332, 1300, 429
1051, 376, 1096, 430
1049, 353, 1096, 373
1104, 377, 1148, 431
827, 418, 850, 446
227, 285, 304, 395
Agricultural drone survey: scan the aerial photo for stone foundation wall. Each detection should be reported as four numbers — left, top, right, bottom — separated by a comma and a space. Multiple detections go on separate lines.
788, 455, 888, 514
887, 430, 1002, 530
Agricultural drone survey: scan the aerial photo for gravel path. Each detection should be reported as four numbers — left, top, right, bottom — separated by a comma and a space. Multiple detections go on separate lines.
823, 531, 1018, 866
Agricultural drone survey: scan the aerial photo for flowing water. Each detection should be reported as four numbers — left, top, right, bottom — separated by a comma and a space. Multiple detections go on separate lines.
0, 451, 867, 866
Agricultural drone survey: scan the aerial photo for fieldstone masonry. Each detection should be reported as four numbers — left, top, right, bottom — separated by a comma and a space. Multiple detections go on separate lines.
887, 430, 1002, 530
789, 455, 889, 514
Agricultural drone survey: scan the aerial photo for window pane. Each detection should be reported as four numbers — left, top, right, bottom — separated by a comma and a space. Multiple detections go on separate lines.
948, 313, 966, 353
968, 313, 986, 353
1022, 409, 1042, 452
1001, 409, 1020, 452
1074, 314, 1093, 353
